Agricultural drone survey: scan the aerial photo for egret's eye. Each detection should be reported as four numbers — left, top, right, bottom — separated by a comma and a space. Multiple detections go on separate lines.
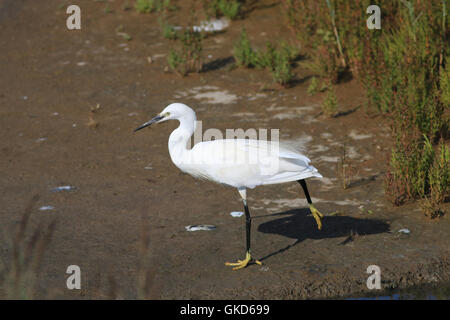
164, 112, 170, 117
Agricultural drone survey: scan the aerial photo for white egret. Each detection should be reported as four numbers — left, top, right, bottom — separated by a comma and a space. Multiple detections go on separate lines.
135, 103, 324, 270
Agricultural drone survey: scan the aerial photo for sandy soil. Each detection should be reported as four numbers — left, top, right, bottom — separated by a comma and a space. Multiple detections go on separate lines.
0, 0, 448, 299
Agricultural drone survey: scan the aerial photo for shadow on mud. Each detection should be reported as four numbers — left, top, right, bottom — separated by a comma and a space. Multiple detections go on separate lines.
201, 56, 235, 72
256, 209, 390, 261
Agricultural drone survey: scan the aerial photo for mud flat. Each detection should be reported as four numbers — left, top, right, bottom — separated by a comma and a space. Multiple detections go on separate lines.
0, 0, 448, 299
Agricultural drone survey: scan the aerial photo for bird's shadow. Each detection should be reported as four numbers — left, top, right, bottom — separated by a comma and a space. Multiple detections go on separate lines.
256, 209, 390, 261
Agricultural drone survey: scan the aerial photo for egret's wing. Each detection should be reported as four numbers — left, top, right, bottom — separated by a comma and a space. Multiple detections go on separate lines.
232, 140, 322, 183
186, 139, 321, 188
234, 139, 311, 161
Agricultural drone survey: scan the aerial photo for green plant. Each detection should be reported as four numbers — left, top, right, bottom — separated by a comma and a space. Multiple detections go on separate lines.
307, 77, 320, 96
421, 140, 449, 218
167, 29, 203, 76
234, 30, 298, 86
218, 0, 242, 20
282, 0, 404, 80
255, 42, 277, 69
381, 2, 448, 209
161, 21, 178, 40
233, 28, 258, 68
302, 43, 340, 84
256, 41, 299, 70
270, 51, 294, 86
204, 0, 243, 20
283, 0, 449, 215
135, 0, 156, 13
441, 64, 450, 106
322, 85, 338, 117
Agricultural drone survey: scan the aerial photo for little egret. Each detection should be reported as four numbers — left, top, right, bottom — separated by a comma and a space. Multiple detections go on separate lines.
135, 103, 324, 270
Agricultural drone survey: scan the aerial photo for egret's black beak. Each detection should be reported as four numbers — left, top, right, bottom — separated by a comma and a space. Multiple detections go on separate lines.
134, 114, 164, 132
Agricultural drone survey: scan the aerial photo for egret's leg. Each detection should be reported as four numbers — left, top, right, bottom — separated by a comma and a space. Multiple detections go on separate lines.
298, 180, 324, 230
225, 189, 262, 270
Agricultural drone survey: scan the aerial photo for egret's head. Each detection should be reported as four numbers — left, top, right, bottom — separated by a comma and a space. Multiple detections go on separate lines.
134, 103, 195, 132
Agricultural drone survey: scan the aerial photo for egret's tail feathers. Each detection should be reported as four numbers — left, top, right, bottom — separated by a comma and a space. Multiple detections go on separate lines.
262, 166, 322, 185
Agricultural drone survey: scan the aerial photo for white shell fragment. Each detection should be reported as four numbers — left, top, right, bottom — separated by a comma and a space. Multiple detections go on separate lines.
192, 18, 230, 32
144, 163, 153, 170
52, 185, 76, 192
398, 228, 411, 234
230, 211, 244, 218
39, 206, 54, 211
185, 225, 216, 232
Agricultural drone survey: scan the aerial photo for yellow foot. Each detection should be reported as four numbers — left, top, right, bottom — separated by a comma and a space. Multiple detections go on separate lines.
225, 251, 262, 270
309, 204, 324, 230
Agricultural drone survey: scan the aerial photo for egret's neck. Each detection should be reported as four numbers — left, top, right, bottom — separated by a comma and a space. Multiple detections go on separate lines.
168, 113, 196, 167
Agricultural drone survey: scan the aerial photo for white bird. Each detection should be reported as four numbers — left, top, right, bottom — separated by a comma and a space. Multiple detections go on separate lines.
135, 103, 324, 270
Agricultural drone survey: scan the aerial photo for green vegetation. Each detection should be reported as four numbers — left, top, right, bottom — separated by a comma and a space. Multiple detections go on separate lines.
380, 2, 448, 215
233, 28, 299, 86
307, 77, 320, 96
135, 0, 173, 13
161, 20, 178, 40
167, 29, 203, 76
421, 141, 449, 218
322, 85, 338, 117
233, 28, 258, 67
269, 51, 294, 86
283, 0, 449, 217
203, 0, 244, 20
135, 0, 156, 13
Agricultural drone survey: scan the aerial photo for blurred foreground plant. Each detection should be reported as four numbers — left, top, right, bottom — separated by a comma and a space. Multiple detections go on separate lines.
0, 196, 56, 299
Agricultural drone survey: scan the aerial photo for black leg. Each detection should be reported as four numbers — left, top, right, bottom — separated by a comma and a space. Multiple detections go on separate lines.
298, 179, 323, 230
225, 192, 262, 269
243, 200, 251, 252
298, 179, 312, 204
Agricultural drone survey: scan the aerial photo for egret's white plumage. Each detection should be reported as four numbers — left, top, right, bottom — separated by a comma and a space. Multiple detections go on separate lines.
148, 103, 322, 189
135, 102, 324, 270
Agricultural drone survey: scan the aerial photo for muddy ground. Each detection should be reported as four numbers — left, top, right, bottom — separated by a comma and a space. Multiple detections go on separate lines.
0, 0, 448, 299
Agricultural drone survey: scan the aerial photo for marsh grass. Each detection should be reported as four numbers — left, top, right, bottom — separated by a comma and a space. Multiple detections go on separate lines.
160, 19, 178, 40
282, 0, 401, 79
420, 140, 449, 218
135, 0, 173, 13
203, 0, 244, 20
233, 28, 258, 68
302, 43, 341, 85
233, 28, 299, 86
167, 28, 203, 76
135, 0, 156, 13
0, 196, 56, 299
381, 2, 448, 214
307, 77, 320, 96
322, 85, 338, 117
284, 0, 448, 216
